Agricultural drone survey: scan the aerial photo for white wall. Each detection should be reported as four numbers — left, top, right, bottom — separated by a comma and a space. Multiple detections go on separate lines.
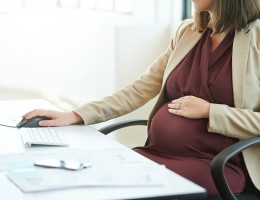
0, 0, 184, 147
110, 24, 172, 147
0, 10, 117, 106
110, 0, 183, 147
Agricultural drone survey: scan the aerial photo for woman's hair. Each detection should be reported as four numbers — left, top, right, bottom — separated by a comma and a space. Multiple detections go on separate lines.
194, 0, 260, 33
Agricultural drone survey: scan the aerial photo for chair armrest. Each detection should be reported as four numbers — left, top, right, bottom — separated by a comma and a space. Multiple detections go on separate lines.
211, 136, 260, 200
98, 119, 148, 135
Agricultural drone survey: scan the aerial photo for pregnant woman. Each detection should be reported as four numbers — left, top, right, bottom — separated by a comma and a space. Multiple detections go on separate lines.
22, 0, 260, 197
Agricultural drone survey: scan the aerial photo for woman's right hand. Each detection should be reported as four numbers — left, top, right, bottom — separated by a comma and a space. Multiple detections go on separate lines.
22, 109, 83, 127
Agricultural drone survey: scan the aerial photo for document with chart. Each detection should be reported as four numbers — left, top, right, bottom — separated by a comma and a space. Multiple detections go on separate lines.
1, 148, 167, 192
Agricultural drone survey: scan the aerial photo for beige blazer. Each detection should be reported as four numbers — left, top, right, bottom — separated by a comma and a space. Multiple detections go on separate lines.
75, 19, 260, 189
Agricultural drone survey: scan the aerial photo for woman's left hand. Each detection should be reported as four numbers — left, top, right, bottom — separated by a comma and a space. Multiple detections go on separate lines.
168, 96, 210, 119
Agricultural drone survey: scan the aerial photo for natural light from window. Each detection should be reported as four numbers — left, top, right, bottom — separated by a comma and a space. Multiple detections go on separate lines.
0, 0, 185, 109
0, 0, 135, 14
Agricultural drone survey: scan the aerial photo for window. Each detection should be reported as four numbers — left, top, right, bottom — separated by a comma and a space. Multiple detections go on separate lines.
182, 0, 193, 19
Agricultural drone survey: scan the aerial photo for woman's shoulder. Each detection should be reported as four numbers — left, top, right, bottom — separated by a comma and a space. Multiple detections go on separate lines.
251, 19, 260, 26
244, 19, 260, 33
251, 19, 260, 31
178, 19, 195, 29
250, 20, 260, 47
246, 19, 260, 45
177, 18, 195, 34
173, 19, 196, 43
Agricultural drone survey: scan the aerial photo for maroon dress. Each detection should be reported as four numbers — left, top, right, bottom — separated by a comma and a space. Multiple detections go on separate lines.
134, 29, 246, 197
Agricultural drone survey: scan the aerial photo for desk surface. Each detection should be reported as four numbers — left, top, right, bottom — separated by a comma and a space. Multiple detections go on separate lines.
0, 99, 207, 200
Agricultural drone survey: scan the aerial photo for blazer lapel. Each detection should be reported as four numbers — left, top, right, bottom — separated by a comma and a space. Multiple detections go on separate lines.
232, 27, 251, 108
162, 25, 251, 109
163, 29, 204, 83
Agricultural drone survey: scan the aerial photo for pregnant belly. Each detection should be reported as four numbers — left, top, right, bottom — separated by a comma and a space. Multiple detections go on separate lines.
147, 101, 210, 157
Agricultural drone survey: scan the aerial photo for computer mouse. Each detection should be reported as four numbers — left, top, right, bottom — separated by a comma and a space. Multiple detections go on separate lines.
16, 116, 50, 128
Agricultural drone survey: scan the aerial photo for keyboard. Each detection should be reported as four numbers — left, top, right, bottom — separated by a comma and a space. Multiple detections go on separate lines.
20, 128, 69, 148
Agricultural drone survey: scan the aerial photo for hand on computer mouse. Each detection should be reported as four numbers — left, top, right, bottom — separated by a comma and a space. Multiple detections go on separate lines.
16, 116, 51, 128
22, 110, 83, 127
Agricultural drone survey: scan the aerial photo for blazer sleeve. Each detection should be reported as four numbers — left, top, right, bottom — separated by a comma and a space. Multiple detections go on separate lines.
208, 104, 260, 139
74, 39, 174, 125
208, 20, 260, 139
73, 19, 194, 125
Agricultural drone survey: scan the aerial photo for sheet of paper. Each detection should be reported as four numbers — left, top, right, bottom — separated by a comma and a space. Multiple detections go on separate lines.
1, 148, 167, 192
0, 160, 33, 171
7, 164, 166, 192
0, 115, 22, 127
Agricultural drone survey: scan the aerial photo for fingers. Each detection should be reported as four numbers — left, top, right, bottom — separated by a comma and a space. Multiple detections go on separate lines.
22, 110, 82, 127
23, 109, 54, 120
171, 97, 183, 104
168, 108, 183, 116
38, 119, 58, 127
22, 109, 57, 127
168, 102, 182, 110
22, 110, 37, 118
168, 97, 183, 112
168, 96, 210, 119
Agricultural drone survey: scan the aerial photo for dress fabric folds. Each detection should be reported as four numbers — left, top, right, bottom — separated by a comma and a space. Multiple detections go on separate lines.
134, 29, 246, 196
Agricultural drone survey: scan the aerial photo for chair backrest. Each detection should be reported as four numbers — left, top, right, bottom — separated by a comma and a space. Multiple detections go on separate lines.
243, 176, 260, 197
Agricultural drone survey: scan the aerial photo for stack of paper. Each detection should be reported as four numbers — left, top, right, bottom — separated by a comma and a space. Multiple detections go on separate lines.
0, 148, 167, 192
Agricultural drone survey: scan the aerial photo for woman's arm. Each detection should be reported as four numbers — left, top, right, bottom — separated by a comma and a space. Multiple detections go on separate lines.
208, 104, 260, 139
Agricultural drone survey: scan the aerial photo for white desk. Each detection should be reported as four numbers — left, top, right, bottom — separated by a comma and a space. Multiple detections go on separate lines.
0, 99, 207, 200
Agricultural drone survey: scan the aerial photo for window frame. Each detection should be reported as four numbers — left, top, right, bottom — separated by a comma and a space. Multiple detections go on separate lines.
182, 0, 193, 20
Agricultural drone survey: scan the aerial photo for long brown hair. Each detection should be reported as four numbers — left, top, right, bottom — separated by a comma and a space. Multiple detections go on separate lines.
194, 0, 260, 33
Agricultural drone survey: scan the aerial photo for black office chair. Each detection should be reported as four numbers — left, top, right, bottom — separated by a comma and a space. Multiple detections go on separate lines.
98, 119, 260, 200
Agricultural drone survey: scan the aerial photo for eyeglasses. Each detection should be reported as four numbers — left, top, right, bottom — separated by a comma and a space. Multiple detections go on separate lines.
34, 159, 91, 170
